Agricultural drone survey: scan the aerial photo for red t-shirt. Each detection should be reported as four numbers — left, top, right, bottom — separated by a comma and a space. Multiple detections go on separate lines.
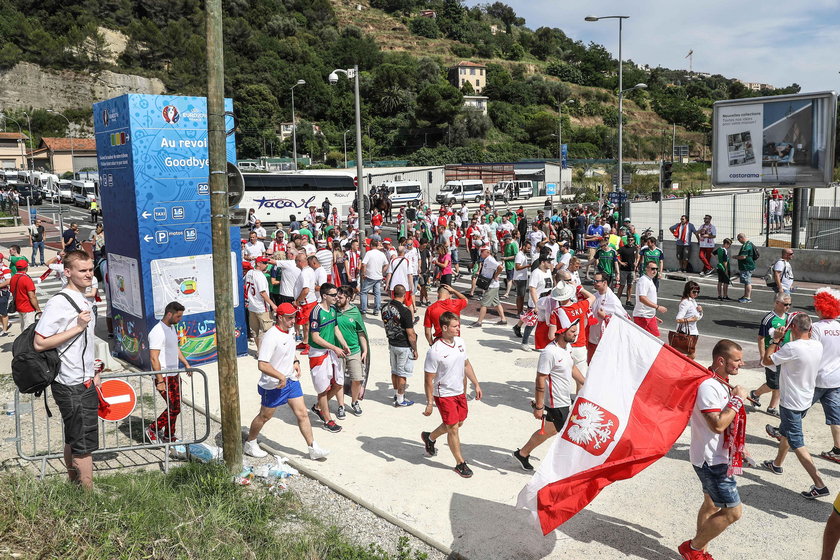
551, 300, 590, 347
11, 273, 36, 313
423, 298, 468, 339
371, 213, 383, 227
437, 216, 448, 228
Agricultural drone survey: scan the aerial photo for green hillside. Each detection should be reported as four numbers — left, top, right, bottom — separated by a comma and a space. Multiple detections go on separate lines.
0, 0, 809, 192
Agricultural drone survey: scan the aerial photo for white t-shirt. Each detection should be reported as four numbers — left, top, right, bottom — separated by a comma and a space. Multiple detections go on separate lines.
528, 268, 553, 307
315, 249, 333, 273
245, 269, 270, 313
459, 206, 469, 223
257, 325, 299, 389
689, 377, 731, 467
313, 266, 328, 302
590, 287, 628, 344
676, 298, 703, 335
480, 255, 501, 289
773, 259, 794, 292
771, 338, 823, 410
423, 336, 468, 397
633, 274, 657, 319
537, 342, 574, 408
303, 243, 317, 256
243, 241, 265, 260
698, 223, 717, 248
812, 319, 840, 388
362, 249, 389, 281
253, 226, 267, 239
35, 289, 95, 385
405, 247, 419, 275
294, 266, 317, 304
148, 321, 181, 375
557, 251, 571, 270
513, 251, 530, 281
387, 257, 411, 292
544, 243, 559, 264
274, 260, 300, 298
527, 230, 546, 250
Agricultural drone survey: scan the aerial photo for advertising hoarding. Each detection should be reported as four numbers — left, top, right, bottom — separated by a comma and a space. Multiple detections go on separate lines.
712, 91, 837, 187
93, 94, 248, 369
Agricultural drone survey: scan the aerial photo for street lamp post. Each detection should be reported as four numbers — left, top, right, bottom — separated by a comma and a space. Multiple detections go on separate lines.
291, 79, 305, 171
343, 129, 351, 169
47, 110, 74, 177
22, 111, 34, 176
329, 66, 365, 254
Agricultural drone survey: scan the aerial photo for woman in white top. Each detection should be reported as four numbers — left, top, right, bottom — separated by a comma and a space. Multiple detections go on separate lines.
675, 280, 703, 360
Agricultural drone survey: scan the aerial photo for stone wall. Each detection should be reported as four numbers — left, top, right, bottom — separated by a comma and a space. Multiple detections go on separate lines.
0, 62, 165, 112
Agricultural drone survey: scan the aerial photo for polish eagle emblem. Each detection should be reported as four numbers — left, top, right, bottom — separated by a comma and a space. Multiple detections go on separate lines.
561, 397, 619, 456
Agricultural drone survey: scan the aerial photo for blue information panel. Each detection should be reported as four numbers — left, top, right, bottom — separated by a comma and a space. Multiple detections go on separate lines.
93, 94, 247, 369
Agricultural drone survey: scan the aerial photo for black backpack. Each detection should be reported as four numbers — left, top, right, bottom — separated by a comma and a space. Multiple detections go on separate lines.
12, 293, 85, 416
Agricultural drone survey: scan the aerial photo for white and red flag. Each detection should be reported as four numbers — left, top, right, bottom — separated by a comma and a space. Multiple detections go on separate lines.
518, 316, 711, 535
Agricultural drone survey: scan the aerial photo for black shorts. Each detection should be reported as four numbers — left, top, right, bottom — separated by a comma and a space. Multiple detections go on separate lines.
0, 291, 8, 317
716, 267, 731, 285
546, 406, 570, 432
278, 294, 295, 305
52, 382, 99, 455
515, 279, 528, 298
676, 245, 691, 261
765, 366, 780, 390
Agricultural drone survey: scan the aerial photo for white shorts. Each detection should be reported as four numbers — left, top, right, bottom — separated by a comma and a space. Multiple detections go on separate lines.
570, 345, 588, 377
308, 347, 344, 394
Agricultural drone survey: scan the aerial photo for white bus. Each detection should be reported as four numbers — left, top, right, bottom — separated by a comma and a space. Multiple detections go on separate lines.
241, 172, 357, 222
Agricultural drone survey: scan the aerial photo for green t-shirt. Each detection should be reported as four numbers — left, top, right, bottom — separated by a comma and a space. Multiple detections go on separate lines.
265, 264, 279, 295
595, 248, 617, 276
308, 304, 339, 350
714, 247, 729, 273
297, 227, 313, 240
504, 241, 519, 271
622, 233, 641, 246
738, 241, 756, 271
760, 311, 791, 349
640, 247, 663, 270
9, 255, 28, 274
337, 305, 367, 355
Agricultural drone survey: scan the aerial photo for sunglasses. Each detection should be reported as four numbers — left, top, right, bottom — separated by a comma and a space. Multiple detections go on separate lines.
691, 289, 700, 293
648, 267, 658, 271
323, 292, 338, 297
782, 303, 792, 307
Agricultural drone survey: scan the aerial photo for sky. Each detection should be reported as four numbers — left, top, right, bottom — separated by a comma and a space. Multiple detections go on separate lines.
463, 0, 840, 93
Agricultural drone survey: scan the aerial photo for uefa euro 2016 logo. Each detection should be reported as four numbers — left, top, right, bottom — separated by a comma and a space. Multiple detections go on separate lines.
162, 105, 180, 124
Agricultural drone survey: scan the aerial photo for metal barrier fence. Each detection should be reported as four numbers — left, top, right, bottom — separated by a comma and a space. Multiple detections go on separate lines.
13, 368, 210, 477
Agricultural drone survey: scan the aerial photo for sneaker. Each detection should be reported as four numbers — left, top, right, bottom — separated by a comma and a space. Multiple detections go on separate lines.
738, 297, 752, 304
243, 438, 267, 458
802, 485, 830, 499
349, 401, 363, 416
336, 405, 346, 420
512, 449, 534, 471
762, 459, 783, 475
421, 431, 437, 456
396, 398, 415, 407
749, 390, 761, 407
144, 425, 159, 444
677, 540, 706, 560
821, 449, 840, 464
308, 442, 330, 460
469, 322, 482, 328
453, 462, 474, 478
513, 324, 522, 338
159, 433, 179, 443
323, 420, 342, 433
296, 342, 306, 350
766, 407, 780, 418
311, 403, 325, 422
300, 345, 309, 355
765, 424, 782, 441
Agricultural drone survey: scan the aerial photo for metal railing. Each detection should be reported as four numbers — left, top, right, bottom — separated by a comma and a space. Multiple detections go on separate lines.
13, 368, 210, 477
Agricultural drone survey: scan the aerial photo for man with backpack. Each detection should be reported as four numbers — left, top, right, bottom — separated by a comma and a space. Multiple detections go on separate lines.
32, 250, 97, 489
10, 260, 39, 329
769, 249, 794, 294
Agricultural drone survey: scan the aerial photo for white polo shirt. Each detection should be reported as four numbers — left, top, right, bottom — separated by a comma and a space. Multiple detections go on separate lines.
689, 377, 730, 467
274, 260, 300, 298
537, 341, 574, 409
245, 268, 270, 313
424, 336, 468, 397
35, 289, 95, 385
148, 320, 181, 376
257, 325, 299, 390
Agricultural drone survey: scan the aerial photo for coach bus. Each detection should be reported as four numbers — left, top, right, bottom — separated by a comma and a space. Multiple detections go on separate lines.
241, 172, 356, 222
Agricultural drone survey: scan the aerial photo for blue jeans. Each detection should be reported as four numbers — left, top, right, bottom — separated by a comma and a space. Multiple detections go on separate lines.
360, 278, 382, 313
31, 241, 44, 265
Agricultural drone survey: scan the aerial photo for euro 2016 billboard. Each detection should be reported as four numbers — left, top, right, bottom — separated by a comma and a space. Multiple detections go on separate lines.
93, 94, 248, 369
712, 91, 837, 187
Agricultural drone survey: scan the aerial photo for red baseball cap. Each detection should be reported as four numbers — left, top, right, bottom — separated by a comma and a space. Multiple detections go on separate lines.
255, 256, 270, 264
16, 260, 28, 269
383, 238, 392, 244
277, 302, 297, 316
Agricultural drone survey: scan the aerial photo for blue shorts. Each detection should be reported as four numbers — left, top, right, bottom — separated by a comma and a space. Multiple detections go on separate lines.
813, 387, 840, 425
258, 380, 303, 408
779, 406, 808, 449
739, 270, 753, 285
693, 462, 740, 508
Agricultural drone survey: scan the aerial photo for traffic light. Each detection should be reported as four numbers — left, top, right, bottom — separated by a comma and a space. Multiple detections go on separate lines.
651, 191, 661, 203
661, 161, 673, 190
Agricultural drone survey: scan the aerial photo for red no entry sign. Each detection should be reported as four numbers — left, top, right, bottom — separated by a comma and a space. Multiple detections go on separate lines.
98, 379, 137, 422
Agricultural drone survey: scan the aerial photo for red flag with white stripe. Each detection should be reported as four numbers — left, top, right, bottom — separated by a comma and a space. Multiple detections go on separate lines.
517, 316, 711, 535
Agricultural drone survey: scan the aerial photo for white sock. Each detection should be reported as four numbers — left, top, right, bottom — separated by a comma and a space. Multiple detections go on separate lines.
396, 393, 404, 403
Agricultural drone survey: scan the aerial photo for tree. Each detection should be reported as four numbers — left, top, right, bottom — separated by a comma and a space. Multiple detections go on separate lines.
416, 83, 463, 126
409, 17, 440, 38
484, 2, 524, 34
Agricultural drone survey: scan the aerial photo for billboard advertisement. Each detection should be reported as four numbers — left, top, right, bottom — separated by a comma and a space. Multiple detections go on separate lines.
93, 94, 248, 369
712, 91, 837, 187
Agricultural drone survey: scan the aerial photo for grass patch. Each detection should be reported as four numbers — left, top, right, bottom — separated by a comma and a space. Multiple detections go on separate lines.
0, 462, 428, 560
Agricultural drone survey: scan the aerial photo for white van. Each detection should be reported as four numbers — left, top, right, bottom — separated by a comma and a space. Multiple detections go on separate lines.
71, 180, 97, 207
383, 180, 422, 205
436, 180, 484, 204
57, 180, 73, 202
494, 180, 533, 200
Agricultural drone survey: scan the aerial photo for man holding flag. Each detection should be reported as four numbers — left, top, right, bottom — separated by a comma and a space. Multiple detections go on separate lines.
679, 339, 747, 560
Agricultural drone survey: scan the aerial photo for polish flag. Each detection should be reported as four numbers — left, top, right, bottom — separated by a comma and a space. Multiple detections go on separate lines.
517, 316, 711, 535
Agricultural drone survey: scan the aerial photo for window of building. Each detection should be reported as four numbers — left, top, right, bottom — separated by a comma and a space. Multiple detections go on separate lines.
476, 80, 480, 88
470, 68, 475, 75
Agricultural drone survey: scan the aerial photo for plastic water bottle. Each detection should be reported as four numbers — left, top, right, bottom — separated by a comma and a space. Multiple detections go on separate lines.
5, 401, 15, 416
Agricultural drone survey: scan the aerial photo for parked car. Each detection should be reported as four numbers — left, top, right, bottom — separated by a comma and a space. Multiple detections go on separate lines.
15, 183, 43, 206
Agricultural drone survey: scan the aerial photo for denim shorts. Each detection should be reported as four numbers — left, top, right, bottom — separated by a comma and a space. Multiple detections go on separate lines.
389, 345, 414, 378
693, 462, 740, 508
813, 387, 840, 425
739, 270, 753, 285
779, 406, 808, 449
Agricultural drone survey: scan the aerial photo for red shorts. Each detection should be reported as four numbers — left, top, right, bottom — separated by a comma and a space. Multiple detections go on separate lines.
534, 322, 550, 350
392, 290, 414, 307
633, 316, 660, 337
434, 393, 468, 426
297, 301, 317, 326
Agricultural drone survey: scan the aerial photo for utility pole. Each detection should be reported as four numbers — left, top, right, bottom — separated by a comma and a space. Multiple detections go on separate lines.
206, 0, 241, 473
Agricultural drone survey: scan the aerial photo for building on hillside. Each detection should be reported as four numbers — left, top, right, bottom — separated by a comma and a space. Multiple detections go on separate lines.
737, 79, 774, 91
449, 61, 486, 94
463, 95, 489, 116
29, 137, 97, 174
0, 132, 29, 170
279, 122, 323, 142
419, 10, 436, 18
